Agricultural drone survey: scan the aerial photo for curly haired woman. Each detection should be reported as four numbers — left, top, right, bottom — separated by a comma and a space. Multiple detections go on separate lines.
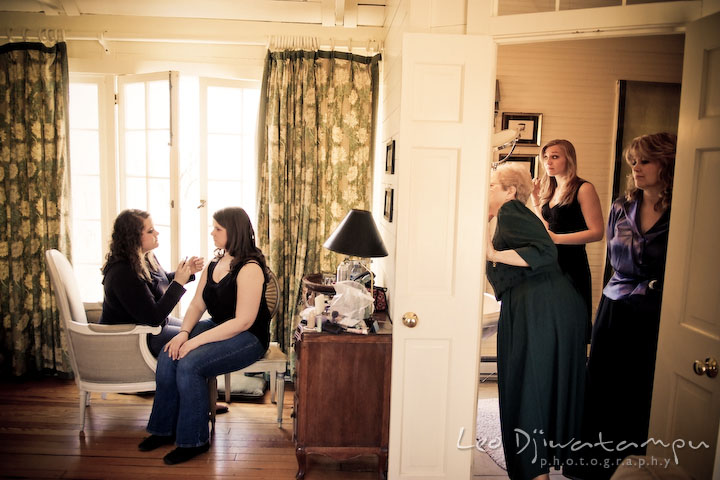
99, 209, 203, 355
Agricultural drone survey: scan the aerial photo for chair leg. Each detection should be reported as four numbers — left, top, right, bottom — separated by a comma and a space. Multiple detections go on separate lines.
269, 369, 277, 404
224, 373, 232, 403
276, 372, 285, 428
208, 377, 217, 434
79, 390, 89, 432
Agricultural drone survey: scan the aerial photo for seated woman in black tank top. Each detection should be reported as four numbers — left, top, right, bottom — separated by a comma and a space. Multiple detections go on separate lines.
137, 207, 271, 466
530, 139, 604, 342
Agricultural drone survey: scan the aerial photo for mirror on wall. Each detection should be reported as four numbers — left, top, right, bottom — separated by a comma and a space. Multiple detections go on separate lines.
605, 80, 680, 283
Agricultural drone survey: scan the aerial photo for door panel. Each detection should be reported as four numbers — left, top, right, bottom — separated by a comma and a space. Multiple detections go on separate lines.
648, 12, 720, 480
388, 33, 496, 479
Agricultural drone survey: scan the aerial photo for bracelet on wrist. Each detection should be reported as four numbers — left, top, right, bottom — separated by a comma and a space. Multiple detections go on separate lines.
180, 329, 190, 336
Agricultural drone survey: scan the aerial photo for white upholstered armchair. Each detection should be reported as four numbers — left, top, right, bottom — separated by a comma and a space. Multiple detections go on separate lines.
45, 249, 161, 432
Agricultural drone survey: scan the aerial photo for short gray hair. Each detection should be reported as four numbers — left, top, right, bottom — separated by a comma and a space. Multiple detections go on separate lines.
494, 163, 532, 204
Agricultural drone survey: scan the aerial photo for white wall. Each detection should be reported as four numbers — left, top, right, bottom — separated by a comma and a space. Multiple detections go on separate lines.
496, 34, 684, 312
373, 0, 469, 305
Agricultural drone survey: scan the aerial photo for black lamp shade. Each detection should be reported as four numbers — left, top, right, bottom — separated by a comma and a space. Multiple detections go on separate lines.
323, 209, 388, 258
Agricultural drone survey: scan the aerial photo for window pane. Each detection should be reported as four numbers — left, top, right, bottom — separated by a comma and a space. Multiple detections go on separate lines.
75, 264, 103, 303
242, 134, 255, 166
243, 88, 260, 129
71, 176, 101, 219
73, 219, 103, 264
69, 83, 98, 129
148, 80, 170, 129
69, 79, 104, 302
125, 131, 147, 176
155, 224, 171, 270
627, 0, 690, 3
208, 86, 243, 134
148, 178, 171, 226
562, 0, 620, 8
208, 134, 242, 178
148, 129, 170, 178
123, 82, 145, 129
126, 176, 147, 210
69, 130, 100, 175
208, 180, 244, 214
498, 0, 554, 14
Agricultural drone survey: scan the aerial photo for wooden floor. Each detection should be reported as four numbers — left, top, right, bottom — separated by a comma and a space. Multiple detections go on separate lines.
0, 376, 380, 479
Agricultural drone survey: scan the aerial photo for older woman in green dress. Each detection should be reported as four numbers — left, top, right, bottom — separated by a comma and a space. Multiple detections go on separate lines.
486, 163, 587, 480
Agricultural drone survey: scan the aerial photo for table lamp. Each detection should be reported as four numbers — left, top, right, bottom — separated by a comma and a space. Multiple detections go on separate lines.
323, 209, 388, 302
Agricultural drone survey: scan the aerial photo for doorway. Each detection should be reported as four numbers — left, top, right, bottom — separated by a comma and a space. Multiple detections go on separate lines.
473, 34, 684, 478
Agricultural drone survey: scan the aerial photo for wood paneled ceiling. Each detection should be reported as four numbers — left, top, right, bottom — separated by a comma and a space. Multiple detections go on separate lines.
0, 0, 386, 27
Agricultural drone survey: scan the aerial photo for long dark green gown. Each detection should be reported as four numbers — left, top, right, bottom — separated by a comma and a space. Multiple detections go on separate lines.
486, 200, 587, 479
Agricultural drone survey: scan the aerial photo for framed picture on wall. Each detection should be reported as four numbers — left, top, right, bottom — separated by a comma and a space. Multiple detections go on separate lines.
499, 153, 539, 179
385, 140, 395, 174
384, 188, 394, 222
501, 112, 543, 146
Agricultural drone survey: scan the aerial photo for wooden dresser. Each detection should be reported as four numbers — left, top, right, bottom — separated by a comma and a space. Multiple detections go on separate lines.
293, 317, 391, 479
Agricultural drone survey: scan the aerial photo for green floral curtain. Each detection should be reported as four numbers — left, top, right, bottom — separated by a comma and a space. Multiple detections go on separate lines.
257, 50, 380, 351
0, 42, 71, 376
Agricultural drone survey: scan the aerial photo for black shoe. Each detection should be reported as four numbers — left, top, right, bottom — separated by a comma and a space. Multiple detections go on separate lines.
163, 443, 210, 465
215, 403, 229, 414
138, 434, 175, 452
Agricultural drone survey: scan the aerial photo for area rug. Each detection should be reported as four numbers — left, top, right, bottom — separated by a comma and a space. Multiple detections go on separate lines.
476, 397, 506, 471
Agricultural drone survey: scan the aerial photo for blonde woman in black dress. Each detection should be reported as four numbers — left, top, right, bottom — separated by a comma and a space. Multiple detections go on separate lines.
530, 139, 604, 340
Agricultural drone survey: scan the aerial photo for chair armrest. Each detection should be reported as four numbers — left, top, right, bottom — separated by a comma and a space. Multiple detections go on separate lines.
71, 322, 161, 336
83, 302, 102, 323
84, 302, 103, 323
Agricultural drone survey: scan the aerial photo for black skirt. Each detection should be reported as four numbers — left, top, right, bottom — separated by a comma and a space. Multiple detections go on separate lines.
567, 291, 662, 479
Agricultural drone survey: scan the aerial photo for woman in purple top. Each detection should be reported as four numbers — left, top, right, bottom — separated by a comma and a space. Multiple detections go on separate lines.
567, 133, 676, 479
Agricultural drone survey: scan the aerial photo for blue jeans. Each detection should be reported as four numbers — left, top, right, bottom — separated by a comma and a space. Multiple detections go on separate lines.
148, 316, 182, 357
146, 319, 266, 447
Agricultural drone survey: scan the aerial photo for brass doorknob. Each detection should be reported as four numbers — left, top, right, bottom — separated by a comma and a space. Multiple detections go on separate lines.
693, 357, 718, 378
402, 312, 418, 328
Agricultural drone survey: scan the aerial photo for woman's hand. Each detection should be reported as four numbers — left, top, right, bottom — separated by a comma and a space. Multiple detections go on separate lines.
174, 259, 193, 285
178, 338, 199, 359
546, 229, 559, 243
531, 178, 541, 206
187, 256, 204, 275
486, 229, 497, 263
164, 330, 190, 360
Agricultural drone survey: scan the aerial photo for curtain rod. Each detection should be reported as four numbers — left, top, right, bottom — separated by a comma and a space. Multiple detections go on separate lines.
268, 35, 382, 54
4, 27, 383, 54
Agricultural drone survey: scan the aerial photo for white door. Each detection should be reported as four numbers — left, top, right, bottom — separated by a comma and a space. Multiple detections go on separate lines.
117, 71, 180, 270
647, 12, 720, 480
388, 33, 496, 479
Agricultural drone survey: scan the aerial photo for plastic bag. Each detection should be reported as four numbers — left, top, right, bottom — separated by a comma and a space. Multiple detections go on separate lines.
329, 280, 374, 321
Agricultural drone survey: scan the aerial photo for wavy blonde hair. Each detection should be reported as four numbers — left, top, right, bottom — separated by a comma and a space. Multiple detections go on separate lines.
538, 139, 585, 207
624, 132, 676, 211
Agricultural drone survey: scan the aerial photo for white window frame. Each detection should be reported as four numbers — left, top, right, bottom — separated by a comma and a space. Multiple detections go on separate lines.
116, 71, 181, 267
68, 73, 117, 301
197, 77, 261, 257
